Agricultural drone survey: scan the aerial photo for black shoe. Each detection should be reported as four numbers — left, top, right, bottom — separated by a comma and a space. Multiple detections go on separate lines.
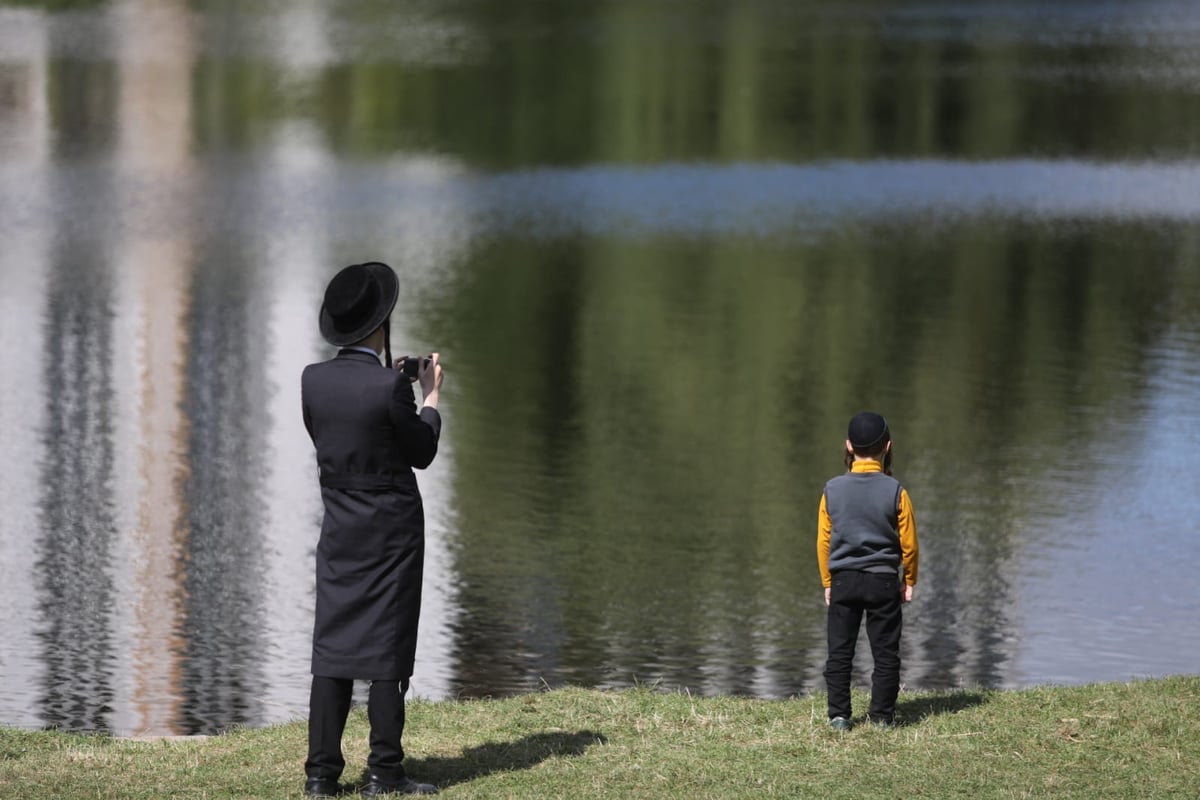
304, 776, 345, 797
361, 775, 438, 796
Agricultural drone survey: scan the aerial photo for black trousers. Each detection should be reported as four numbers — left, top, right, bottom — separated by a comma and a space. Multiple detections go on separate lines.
824, 570, 903, 722
305, 676, 410, 781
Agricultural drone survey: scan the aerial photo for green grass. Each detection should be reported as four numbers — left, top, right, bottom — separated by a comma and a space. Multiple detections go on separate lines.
2, 677, 1198, 799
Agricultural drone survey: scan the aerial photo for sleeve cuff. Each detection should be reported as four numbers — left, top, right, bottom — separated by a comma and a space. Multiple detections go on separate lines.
419, 405, 442, 437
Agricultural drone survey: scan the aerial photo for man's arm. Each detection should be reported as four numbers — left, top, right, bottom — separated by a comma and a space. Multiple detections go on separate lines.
389, 377, 440, 469
301, 366, 314, 440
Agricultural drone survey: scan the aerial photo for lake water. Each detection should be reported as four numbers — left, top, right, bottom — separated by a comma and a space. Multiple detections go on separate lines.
1, 0, 1199, 736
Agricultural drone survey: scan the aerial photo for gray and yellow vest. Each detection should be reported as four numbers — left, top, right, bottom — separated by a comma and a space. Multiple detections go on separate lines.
824, 471, 903, 575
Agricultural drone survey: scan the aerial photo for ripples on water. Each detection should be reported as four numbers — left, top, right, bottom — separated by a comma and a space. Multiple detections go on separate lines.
0, 0, 1199, 735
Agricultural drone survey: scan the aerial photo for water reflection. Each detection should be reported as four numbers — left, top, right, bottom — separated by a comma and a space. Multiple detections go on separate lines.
436, 222, 1200, 698
2, 0, 1200, 736
106, 0, 195, 738
1014, 326, 1200, 685
0, 6, 50, 731
172, 246, 269, 734
28, 17, 123, 733
36, 221, 119, 733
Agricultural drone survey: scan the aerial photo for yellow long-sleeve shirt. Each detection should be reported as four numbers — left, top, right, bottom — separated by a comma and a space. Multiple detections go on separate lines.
817, 460, 918, 588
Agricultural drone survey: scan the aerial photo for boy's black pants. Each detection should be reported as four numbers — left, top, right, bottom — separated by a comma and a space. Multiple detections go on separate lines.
305, 676, 410, 781
824, 569, 903, 722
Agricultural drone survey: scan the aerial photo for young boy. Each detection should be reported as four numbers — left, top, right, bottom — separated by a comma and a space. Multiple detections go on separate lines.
817, 411, 918, 729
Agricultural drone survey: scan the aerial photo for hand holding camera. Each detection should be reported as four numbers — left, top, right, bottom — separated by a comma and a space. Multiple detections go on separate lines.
394, 352, 444, 407
397, 355, 431, 379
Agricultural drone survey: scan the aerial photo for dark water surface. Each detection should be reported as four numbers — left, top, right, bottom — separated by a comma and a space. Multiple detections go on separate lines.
1, 0, 1199, 735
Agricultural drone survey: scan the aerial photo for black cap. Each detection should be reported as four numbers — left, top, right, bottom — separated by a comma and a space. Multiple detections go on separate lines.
318, 262, 400, 346
848, 412, 890, 451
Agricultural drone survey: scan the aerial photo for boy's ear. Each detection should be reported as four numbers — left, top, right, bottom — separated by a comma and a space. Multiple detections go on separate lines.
885, 441, 892, 453
845, 439, 854, 452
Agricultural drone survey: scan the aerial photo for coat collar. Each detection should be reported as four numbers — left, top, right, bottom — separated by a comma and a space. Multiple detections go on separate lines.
336, 348, 383, 366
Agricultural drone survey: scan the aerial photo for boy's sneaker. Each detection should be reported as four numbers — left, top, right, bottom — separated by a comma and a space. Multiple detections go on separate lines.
829, 717, 851, 731
869, 717, 896, 729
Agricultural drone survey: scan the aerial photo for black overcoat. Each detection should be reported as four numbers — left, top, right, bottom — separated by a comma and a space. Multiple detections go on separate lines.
301, 349, 442, 680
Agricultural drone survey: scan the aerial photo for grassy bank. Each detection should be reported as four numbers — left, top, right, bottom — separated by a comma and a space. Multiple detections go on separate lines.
2, 677, 1198, 799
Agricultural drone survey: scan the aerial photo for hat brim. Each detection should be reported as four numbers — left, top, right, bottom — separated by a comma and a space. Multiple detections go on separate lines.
318, 262, 400, 346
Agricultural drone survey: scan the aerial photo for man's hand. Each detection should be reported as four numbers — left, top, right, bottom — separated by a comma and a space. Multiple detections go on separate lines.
419, 352, 444, 407
901, 584, 914, 603
824, 587, 831, 606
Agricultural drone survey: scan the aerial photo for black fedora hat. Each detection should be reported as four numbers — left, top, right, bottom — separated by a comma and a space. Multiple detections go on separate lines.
318, 262, 400, 346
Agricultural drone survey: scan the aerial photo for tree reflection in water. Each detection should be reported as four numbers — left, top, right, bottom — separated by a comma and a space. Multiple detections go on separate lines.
36, 223, 118, 733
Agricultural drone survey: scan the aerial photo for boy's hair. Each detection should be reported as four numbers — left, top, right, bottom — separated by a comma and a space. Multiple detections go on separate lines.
851, 440, 888, 458
843, 441, 894, 475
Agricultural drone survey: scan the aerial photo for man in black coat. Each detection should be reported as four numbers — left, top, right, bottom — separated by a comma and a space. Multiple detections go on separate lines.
301, 262, 444, 797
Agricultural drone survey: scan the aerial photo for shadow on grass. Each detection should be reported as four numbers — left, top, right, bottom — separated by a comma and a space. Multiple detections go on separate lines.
402, 730, 607, 788
895, 690, 989, 725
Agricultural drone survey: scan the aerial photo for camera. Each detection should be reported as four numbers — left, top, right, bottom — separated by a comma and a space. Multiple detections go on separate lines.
399, 355, 432, 378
